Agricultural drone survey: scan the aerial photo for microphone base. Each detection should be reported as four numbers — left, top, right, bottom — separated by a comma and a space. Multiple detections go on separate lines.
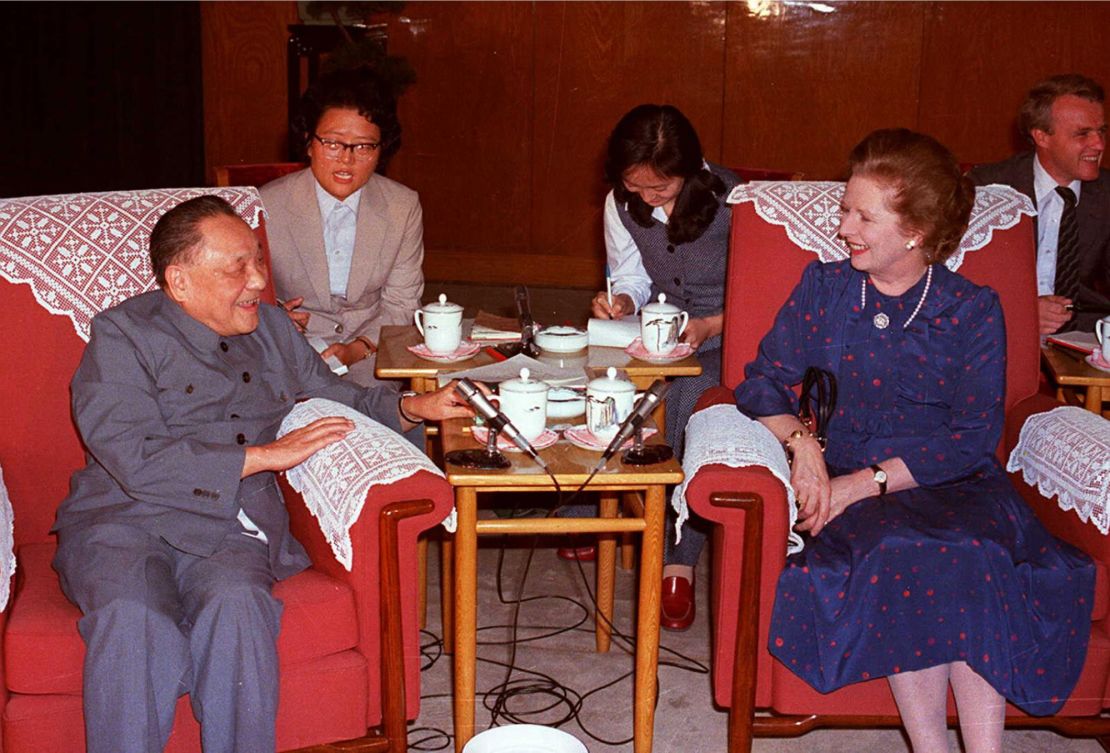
445, 448, 512, 469
621, 444, 674, 466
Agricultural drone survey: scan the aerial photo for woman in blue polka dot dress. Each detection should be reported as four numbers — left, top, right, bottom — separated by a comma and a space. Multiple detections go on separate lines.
733, 129, 1094, 752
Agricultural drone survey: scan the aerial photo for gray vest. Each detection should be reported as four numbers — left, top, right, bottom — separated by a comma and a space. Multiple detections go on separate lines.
616, 163, 739, 322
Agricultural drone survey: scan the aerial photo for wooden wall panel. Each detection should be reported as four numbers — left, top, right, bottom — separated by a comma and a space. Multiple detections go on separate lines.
385, 2, 535, 284
201, 1, 299, 185
722, 2, 925, 180
201, 1, 1110, 287
528, 1, 728, 290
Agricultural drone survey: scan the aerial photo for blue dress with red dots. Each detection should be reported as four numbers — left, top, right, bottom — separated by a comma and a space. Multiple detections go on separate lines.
734, 260, 1094, 715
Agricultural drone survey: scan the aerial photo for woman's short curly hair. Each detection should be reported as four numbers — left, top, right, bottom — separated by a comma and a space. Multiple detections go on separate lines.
292, 67, 401, 165
848, 128, 974, 265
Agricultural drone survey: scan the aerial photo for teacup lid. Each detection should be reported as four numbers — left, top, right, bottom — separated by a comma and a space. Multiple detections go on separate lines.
641, 292, 682, 315
422, 293, 462, 313
500, 367, 549, 394
587, 366, 634, 393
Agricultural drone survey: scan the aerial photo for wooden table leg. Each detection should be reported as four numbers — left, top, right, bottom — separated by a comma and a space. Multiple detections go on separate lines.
634, 485, 665, 753
620, 492, 638, 571
441, 535, 454, 654
453, 488, 477, 753
1085, 385, 1104, 413
596, 493, 619, 653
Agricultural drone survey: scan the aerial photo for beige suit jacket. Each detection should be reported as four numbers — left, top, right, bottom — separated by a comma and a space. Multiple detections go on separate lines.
260, 168, 425, 347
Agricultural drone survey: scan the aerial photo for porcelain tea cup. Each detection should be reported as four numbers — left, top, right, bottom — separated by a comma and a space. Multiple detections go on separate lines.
414, 293, 463, 354
640, 293, 689, 355
1096, 316, 1110, 363
586, 367, 636, 442
491, 368, 549, 442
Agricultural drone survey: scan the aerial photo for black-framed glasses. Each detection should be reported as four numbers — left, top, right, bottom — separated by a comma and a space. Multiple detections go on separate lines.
312, 135, 381, 161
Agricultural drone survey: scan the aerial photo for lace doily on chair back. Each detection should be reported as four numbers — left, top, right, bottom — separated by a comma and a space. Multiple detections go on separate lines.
726, 182, 1035, 271
1006, 406, 1110, 533
278, 399, 451, 571
0, 187, 266, 342
0, 465, 16, 612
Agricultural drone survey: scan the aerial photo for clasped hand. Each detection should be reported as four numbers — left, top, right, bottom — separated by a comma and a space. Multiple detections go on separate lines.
789, 439, 857, 537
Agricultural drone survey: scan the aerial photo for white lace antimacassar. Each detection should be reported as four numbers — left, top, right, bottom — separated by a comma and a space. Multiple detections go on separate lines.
1006, 406, 1110, 534
726, 182, 1036, 271
673, 404, 803, 555
0, 465, 16, 611
278, 399, 453, 570
0, 187, 267, 342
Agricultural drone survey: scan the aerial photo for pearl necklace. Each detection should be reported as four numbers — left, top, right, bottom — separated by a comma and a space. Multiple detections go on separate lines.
861, 265, 933, 330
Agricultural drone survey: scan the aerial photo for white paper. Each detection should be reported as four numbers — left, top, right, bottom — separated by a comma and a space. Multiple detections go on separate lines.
587, 317, 641, 348
435, 353, 588, 388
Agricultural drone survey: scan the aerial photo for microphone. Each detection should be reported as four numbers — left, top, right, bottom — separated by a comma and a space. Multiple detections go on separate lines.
597, 380, 671, 466
454, 378, 548, 469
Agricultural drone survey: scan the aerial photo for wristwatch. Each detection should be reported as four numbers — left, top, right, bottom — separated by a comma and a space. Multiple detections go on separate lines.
869, 464, 888, 496
398, 390, 422, 424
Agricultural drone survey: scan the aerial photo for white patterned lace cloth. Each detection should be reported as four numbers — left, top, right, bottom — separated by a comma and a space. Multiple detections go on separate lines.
278, 399, 453, 571
1006, 406, 1110, 534
726, 182, 1036, 271
0, 466, 15, 611
672, 404, 803, 555
0, 187, 266, 342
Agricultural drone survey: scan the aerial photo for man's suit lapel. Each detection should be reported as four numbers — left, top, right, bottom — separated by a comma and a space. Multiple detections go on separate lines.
346, 175, 387, 302
288, 170, 332, 307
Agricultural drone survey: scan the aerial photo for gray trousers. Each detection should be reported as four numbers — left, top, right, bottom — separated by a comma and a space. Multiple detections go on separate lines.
54, 523, 282, 753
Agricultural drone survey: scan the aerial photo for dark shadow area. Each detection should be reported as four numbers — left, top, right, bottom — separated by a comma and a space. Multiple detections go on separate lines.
1, 2, 204, 198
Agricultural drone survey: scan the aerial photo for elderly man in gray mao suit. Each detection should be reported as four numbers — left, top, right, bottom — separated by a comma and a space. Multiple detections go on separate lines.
51, 196, 470, 753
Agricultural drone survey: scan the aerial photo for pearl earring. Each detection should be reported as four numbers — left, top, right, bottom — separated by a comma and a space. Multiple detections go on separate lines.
905, 240, 916, 251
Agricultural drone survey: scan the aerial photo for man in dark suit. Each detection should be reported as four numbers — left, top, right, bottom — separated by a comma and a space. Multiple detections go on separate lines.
969, 74, 1110, 333
51, 196, 470, 753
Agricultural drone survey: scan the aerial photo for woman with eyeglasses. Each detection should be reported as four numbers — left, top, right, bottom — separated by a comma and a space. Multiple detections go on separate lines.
262, 67, 423, 387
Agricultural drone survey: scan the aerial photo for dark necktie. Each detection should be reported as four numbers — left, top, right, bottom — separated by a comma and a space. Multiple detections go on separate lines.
1054, 186, 1080, 303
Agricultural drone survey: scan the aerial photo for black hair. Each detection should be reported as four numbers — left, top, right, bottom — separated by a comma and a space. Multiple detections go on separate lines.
150, 195, 240, 287
604, 104, 726, 245
292, 67, 402, 166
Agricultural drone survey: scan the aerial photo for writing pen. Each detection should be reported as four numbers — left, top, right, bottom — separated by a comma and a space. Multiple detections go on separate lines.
605, 263, 613, 308
1065, 302, 1110, 315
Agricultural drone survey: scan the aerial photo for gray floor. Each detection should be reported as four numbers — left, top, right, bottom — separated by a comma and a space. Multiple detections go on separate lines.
411, 282, 1104, 752
411, 530, 1103, 753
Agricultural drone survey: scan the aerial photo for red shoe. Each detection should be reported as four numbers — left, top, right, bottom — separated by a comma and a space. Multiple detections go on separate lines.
557, 545, 596, 562
660, 575, 695, 631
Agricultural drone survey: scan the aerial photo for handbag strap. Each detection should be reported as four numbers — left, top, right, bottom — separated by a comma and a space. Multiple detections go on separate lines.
799, 366, 837, 444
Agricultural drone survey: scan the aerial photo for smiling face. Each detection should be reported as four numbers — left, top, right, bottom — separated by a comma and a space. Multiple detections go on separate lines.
621, 164, 685, 210
165, 214, 268, 336
839, 175, 926, 285
1033, 94, 1107, 185
307, 106, 382, 200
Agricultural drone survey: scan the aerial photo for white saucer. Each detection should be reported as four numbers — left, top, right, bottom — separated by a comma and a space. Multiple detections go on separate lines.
563, 424, 657, 451
472, 426, 560, 452
624, 337, 694, 363
1086, 353, 1110, 374
407, 340, 481, 363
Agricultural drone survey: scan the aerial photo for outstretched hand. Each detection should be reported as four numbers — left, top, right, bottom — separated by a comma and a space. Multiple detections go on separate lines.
242, 416, 353, 477
402, 380, 476, 424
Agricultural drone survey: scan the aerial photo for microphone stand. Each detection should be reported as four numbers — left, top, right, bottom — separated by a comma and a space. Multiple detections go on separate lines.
445, 422, 512, 469
621, 423, 674, 466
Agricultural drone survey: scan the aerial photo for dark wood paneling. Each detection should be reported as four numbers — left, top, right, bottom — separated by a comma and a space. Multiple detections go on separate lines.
386, 2, 534, 264
722, 1, 925, 180
201, 2, 299, 184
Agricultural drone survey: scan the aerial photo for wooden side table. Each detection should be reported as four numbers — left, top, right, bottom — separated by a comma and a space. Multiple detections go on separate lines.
1042, 345, 1110, 414
441, 418, 683, 753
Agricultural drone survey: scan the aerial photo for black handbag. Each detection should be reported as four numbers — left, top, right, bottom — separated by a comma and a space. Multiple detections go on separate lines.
798, 366, 837, 450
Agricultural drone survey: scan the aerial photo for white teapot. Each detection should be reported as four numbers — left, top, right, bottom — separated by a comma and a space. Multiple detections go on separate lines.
414, 293, 463, 354
492, 368, 549, 441
586, 367, 636, 442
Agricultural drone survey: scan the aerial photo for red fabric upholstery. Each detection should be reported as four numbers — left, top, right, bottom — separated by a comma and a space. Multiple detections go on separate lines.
686, 189, 1110, 738
0, 191, 455, 750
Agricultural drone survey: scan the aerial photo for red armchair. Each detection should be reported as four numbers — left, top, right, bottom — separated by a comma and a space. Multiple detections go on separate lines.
0, 188, 453, 752
684, 182, 1110, 750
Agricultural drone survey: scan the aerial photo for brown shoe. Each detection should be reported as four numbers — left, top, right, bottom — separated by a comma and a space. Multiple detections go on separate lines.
660, 575, 695, 631
556, 545, 597, 562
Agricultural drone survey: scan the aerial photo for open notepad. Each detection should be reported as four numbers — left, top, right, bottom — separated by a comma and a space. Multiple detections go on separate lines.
1045, 330, 1098, 355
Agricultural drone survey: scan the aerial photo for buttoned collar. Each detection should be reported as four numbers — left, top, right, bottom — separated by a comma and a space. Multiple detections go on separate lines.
158, 288, 231, 352
1033, 153, 1082, 207
313, 179, 362, 220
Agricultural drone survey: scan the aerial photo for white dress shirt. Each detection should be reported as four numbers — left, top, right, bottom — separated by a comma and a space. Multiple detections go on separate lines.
603, 190, 667, 313
1033, 154, 1083, 296
314, 181, 363, 297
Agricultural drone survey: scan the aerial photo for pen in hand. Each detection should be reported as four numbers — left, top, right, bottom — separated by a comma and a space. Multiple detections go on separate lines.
605, 263, 613, 308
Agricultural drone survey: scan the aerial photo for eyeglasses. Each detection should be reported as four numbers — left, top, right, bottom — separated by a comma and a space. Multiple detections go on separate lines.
312, 135, 381, 161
